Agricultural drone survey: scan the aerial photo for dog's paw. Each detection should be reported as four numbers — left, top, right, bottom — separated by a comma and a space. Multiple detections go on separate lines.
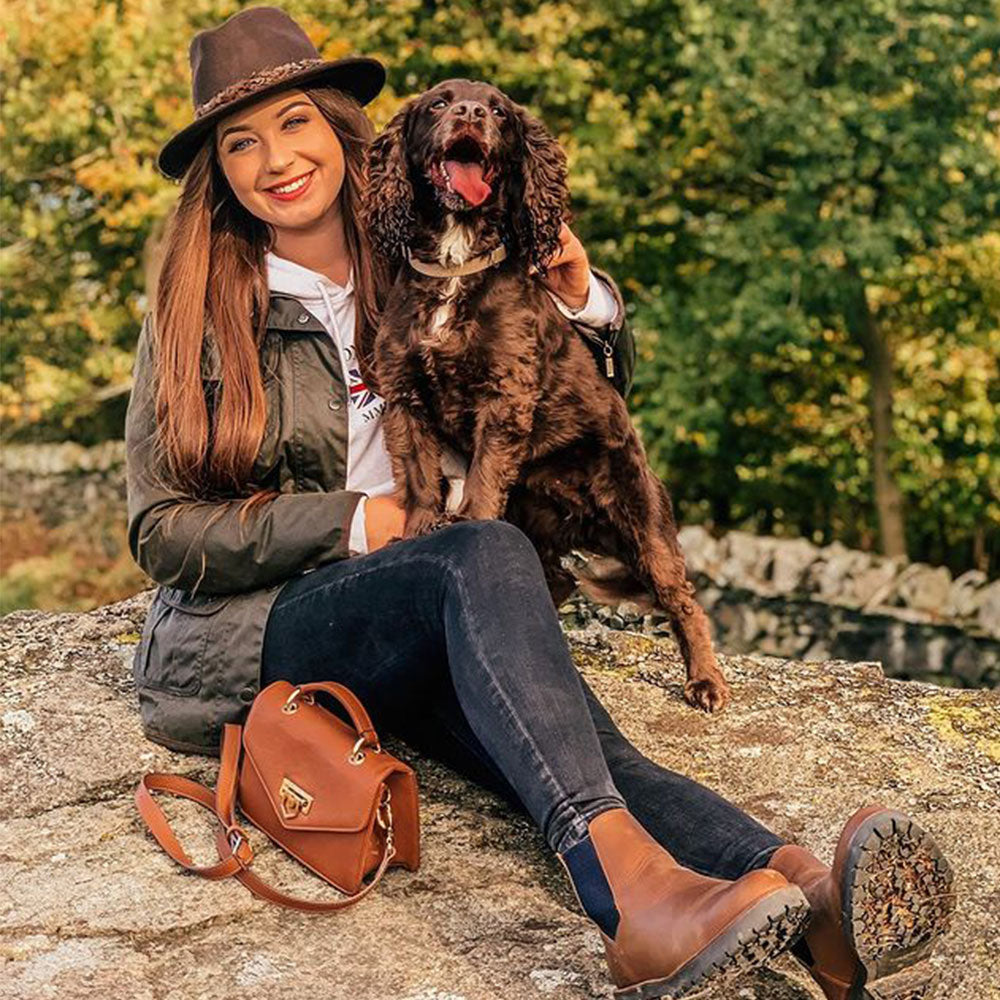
406, 510, 474, 538
683, 675, 731, 713
404, 508, 447, 538
428, 511, 476, 531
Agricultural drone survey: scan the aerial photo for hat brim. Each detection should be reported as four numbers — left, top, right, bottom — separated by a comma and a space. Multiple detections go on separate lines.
156, 56, 386, 180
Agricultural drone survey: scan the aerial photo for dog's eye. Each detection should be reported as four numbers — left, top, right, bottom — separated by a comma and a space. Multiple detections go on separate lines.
491, 106, 506, 119
430, 98, 448, 111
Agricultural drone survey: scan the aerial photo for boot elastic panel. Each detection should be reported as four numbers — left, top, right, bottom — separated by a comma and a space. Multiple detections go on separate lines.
560, 835, 620, 939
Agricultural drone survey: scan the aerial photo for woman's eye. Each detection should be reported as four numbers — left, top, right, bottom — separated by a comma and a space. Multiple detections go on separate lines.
430, 98, 448, 111
226, 116, 307, 153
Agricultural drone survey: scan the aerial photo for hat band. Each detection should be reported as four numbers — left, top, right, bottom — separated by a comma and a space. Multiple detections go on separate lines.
194, 57, 325, 120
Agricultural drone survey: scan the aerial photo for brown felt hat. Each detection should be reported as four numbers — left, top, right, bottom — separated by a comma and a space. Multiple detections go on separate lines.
157, 6, 385, 180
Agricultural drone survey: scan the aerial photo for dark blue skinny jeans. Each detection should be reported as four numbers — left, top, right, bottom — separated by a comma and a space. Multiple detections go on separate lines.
261, 519, 784, 875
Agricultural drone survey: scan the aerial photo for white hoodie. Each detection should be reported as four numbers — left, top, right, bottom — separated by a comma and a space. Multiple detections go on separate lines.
265, 249, 619, 555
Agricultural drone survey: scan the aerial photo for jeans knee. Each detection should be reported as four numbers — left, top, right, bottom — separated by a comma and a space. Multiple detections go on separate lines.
443, 518, 540, 573
437, 519, 552, 613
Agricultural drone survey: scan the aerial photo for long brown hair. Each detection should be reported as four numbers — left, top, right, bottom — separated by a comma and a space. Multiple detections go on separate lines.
150, 85, 389, 510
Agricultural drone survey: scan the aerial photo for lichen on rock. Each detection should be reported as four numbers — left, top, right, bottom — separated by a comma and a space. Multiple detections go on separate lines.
1, 591, 997, 999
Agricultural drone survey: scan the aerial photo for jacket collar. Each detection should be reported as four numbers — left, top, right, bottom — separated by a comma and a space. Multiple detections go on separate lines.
200, 290, 341, 382
264, 293, 328, 332
264, 250, 354, 332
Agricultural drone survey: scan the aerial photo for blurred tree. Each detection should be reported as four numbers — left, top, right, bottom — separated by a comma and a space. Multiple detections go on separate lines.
2, 0, 211, 439
597, 0, 1000, 562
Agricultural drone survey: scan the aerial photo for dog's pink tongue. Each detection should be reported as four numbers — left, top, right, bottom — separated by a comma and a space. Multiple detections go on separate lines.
444, 160, 491, 206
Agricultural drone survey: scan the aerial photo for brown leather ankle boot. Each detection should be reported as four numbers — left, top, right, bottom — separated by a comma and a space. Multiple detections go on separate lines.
767, 805, 956, 1000
558, 808, 810, 999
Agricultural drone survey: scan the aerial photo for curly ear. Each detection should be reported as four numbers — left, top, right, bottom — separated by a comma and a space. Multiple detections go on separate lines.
362, 102, 415, 259
507, 104, 568, 273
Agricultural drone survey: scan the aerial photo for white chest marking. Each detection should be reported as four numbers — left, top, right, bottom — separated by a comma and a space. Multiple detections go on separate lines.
437, 216, 475, 267
420, 217, 474, 343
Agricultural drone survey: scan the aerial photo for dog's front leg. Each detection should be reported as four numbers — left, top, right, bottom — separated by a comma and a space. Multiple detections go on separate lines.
382, 401, 446, 537
457, 397, 534, 521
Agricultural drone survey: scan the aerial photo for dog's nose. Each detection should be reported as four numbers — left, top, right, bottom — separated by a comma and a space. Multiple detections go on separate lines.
451, 101, 487, 122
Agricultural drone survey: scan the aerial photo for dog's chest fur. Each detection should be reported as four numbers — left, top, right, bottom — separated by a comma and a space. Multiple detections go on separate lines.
422, 220, 476, 341
399, 219, 535, 445
379, 216, 590, 458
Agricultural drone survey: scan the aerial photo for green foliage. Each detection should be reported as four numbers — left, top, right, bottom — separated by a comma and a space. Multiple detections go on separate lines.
604, 0, 1000, 568
2, 0, 196, 436
3, 0, 998, 573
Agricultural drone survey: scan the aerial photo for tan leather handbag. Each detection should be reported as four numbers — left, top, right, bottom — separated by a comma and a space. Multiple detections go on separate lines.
135, 679, 420, 910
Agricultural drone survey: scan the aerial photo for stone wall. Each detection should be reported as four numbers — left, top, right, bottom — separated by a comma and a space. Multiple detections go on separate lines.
677, 526, 1000, 640
561, 526, 1000, 688
677, 526, 1000, 688
3, 441, 998, 686
2, 592, 999, 1000
565, 584, 1000, 688
1, 441, 126, 528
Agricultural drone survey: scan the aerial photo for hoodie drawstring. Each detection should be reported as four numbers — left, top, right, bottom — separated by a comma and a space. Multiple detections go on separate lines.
316, 279, 349, 346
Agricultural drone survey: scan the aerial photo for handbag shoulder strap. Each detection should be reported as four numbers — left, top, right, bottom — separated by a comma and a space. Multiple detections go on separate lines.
134, 723, 396, 912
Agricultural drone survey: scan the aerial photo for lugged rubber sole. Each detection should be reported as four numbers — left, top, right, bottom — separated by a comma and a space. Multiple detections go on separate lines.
865, 966, 942, 1000
840, 810, 956, 1000
612, 885, 810, 1000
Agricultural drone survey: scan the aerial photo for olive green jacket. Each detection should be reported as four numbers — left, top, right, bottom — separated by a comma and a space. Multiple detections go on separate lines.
127, 269, 636, 755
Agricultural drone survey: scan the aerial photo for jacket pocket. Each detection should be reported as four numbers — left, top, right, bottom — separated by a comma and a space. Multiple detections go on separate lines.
134, 587, 234, 696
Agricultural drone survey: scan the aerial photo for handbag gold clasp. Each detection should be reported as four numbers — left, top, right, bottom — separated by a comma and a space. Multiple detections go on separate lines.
348, 734, 381, 765
278, 777, 314, 820
375, 785, 392, 830
281, 687, 315, 714
376, 786, 395, 858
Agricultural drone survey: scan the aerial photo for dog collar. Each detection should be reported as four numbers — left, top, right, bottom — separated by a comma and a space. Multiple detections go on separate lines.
405, 243, 507, 277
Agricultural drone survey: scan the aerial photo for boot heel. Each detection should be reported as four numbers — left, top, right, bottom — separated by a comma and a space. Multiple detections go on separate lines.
611, 885, 810, 1000
865, 963, 941, 1000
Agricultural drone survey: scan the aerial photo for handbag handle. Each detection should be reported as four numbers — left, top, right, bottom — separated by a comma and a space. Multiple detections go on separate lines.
134, 724, 395, 912
288, 681, 381, 750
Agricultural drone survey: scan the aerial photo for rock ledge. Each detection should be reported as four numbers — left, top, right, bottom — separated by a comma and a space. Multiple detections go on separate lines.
1, 592, 997, 1000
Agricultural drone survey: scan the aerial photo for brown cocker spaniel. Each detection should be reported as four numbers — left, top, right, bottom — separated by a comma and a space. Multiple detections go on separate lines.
360, 79, 729, 712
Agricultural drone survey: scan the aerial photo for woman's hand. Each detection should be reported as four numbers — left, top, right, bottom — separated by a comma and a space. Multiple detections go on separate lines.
530, 222, 590, 311
364, 495, 407, 552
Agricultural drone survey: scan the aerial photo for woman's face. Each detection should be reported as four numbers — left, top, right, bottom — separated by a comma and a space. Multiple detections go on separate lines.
214, 89, 345, 232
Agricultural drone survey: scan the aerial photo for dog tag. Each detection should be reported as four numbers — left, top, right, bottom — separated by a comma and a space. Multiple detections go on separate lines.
603, 343, 615, 379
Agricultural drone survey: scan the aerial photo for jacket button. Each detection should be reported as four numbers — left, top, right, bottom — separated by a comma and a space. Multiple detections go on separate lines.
239, 685, 257, 703
297, 313, 310, 324
328, 399, 342, 411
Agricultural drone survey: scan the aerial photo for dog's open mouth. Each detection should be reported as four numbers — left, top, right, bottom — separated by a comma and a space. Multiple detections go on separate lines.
430, 135, 496, 208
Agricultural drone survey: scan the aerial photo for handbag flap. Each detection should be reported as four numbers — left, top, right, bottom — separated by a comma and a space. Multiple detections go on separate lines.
241, 683, 408, 833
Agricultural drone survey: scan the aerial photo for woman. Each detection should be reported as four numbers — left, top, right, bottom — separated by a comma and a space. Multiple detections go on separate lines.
128, 8, 955, 999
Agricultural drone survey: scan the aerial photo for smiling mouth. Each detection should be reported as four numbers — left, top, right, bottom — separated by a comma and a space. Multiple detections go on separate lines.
263, 170, 315, 195
429, 135, 496, 207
